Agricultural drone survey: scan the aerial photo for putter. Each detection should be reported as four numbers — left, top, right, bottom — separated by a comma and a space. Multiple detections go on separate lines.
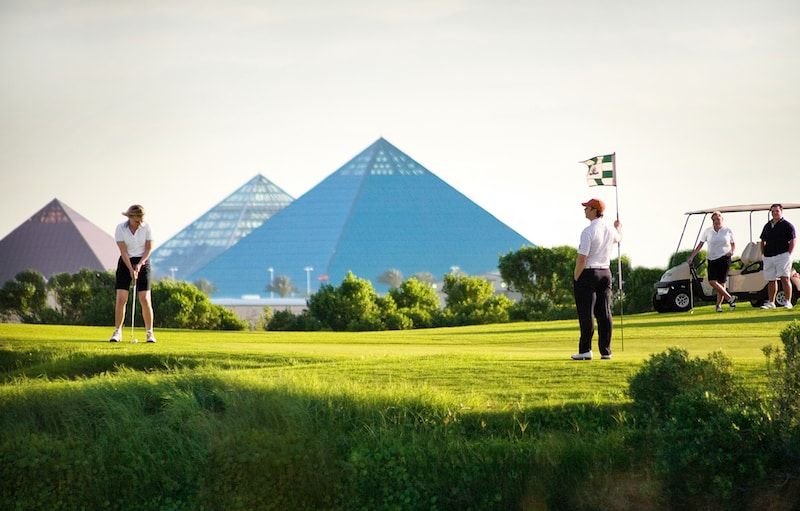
130, 277, 139, 343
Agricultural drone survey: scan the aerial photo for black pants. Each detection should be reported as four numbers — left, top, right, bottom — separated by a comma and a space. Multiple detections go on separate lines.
573, 268, 613, 356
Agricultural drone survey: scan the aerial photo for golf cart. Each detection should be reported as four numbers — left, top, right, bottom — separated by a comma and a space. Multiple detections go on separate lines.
653, 203, 800, 312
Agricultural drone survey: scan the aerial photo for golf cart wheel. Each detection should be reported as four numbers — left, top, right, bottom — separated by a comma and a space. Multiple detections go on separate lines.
652, 294, 669, 313
672, 291, 692, 312
776, 290, 790, 307
750, 299, 763, 307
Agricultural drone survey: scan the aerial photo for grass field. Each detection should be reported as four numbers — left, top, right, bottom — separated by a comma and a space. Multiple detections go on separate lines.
1, 305, 798, 510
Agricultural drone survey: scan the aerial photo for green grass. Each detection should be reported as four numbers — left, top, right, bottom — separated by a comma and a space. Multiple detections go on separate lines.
1, 305, 798, 510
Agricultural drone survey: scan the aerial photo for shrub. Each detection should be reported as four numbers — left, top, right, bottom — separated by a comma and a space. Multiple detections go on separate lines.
509, 297, 576, 322
266, 309, 322, 331
151, 280, 246, 330
627, 347, 738, 426
267, 309, 299, 331
308, 273, 384, 331
628, 348, 779, 508
763, 321, 800, 460
48, 269, 115, 325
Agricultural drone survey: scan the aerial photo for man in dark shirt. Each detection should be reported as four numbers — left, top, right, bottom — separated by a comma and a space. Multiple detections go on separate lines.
759, 204, 796, 309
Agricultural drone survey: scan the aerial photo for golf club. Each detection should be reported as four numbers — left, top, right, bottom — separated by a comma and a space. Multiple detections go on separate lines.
130, 277, 139, 343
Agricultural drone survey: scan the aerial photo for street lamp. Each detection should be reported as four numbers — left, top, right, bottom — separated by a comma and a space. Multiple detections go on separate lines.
304, 266, 314, 297
267, 267, 274, 298
169, 267, 178, 280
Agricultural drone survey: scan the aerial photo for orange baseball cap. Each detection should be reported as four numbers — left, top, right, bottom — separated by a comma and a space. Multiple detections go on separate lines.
581, 198, 605, 214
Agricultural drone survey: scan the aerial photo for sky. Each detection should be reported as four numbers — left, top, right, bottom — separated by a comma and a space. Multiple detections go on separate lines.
1, 0, 799, 270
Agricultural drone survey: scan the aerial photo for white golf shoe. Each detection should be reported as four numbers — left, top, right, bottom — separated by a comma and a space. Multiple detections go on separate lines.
571, 351, 593, 360
109, 329, 121, 342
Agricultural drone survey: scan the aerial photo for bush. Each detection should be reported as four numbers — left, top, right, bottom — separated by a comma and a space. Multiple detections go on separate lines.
266, 309, 322, 331
151, 280, 247, 330
627, 348, 738, 425
764, 321, 800, 461
307, 273, 385, 331
628, 348, 779, 508
509, 297, 576, 322
48, 270, 116, 325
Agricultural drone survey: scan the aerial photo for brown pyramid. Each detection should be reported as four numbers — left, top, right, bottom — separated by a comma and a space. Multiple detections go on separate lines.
0, 199, 118, 284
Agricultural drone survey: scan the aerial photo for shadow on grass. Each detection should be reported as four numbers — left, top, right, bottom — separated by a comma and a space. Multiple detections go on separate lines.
0, 348, 327, 381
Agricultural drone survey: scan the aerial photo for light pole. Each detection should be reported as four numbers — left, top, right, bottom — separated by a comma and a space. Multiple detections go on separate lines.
169, 267, 178, 280
304, 266, 314, 297
268, 267, 274, 298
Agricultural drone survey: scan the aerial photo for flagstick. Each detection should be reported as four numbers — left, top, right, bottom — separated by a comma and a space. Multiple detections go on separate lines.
614, 153, 624, 352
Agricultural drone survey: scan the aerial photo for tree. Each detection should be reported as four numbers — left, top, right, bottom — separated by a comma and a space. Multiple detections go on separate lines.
0, 270, 50, 323
270, 275, 297, 298
377, 268, 404, 289
390, 278, 440, 311
623, 266, 665, 313
498, 245, 576, 303
389, 278, 440, 328
442, 273, 512, 325
307, 272, 384, 331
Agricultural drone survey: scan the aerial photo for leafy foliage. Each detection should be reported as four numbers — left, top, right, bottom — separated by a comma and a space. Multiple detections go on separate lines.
151, 280, 247, 330
629, 348, 780, 507
498, 245, 576, 303
48, 270, 116, 325
308, 272, 385, 331
388, 278, 440, 328
0, 270, 49, 323
441, 273, 512, 325
620, 266, 665, 314
764, 321, 800, 449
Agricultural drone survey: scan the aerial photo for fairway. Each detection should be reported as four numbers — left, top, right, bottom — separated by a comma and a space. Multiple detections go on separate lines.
2, 305, 796, 407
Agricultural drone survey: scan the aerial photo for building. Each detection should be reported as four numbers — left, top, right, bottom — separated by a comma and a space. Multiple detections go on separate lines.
150, 174, 293, 280
191, 138, 533, 297
0, 199, 118, 284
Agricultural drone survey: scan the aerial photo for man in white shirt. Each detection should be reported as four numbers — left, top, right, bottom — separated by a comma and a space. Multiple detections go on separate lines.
109, 205, 156, 343
571, 199, 622, 360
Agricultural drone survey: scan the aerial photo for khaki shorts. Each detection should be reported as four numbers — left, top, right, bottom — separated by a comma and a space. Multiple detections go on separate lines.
763, 252, 792, 280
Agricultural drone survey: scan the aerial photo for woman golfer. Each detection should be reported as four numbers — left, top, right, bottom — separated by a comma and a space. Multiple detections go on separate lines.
109, 205, 156, 343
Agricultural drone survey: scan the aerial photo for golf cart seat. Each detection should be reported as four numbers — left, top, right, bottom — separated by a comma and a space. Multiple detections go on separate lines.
738, 241, 763, 274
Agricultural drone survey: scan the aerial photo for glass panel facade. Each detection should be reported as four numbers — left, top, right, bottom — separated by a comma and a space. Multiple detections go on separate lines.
150, 175, 293, 279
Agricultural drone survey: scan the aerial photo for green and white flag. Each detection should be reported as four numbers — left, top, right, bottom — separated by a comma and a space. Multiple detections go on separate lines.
582, 153, 616, 186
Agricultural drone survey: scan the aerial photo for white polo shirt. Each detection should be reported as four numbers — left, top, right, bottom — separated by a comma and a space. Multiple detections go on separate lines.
699, 226, 734, 260
578, 218, 621, 269
115, 221, 153, 258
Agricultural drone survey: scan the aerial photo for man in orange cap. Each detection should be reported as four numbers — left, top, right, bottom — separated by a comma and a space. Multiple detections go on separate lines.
571, 198, 622, 360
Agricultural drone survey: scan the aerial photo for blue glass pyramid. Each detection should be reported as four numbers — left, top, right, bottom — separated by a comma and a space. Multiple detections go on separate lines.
150, 175, 293, 280
190, 138, 533, 297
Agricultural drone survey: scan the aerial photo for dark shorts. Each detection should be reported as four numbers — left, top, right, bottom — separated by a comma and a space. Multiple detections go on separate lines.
115, 257, 151, 292
707, 255, 731, 283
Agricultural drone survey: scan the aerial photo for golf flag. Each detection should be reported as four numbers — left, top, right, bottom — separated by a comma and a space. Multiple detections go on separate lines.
582, 153, 616, 187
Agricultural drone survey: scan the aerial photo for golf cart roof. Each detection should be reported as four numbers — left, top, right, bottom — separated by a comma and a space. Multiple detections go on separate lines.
685, 203, 800, 215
